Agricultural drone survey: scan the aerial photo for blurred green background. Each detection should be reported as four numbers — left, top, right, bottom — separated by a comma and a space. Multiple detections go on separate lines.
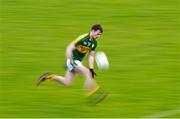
1, 0, 180, 118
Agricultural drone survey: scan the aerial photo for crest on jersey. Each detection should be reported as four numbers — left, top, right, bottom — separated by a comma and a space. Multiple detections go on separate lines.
88, 42, 91, 46
83, 42, 87, 45
92, 44, 95, 48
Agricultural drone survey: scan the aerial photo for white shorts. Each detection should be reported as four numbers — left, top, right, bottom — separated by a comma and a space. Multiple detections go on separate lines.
74, 60, 83, 67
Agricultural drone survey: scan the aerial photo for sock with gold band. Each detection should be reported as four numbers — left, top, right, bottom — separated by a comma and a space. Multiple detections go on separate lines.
46, 74, 56, 80
86, 87, 108, 105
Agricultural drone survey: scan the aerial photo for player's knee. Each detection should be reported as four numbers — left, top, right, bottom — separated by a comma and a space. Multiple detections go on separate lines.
64, 79, 72, 86
87, 70, 92, 79
85, 69, 91, 76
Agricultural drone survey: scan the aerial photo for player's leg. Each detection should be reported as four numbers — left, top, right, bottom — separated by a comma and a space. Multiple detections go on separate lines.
36, 71, 75, 86
74, 62, 108, 105
75, 64, 99, 95
51, 71, 75, 86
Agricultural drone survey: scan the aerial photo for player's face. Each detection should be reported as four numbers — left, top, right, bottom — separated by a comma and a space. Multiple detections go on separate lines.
91, 30, 102, 39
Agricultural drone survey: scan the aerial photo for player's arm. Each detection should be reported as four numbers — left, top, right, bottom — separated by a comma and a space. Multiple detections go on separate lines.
88, 50, 95, 69
65, 43, 76, 72
66, 33, 88, 71
66, 43, 75, 60
88, 50, 96, 78
66, 34, 86, 71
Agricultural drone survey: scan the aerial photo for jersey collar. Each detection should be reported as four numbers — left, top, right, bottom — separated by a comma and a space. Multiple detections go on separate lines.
88, 32, 95, 41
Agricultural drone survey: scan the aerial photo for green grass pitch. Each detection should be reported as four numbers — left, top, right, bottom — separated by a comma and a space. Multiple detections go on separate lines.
1, 0, 180, 117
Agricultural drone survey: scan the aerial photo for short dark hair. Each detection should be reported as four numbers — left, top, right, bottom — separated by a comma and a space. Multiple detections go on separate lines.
91, 24, 103, 33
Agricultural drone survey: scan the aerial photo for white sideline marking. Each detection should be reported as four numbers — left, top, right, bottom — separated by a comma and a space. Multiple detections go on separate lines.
144, 107, 180, 118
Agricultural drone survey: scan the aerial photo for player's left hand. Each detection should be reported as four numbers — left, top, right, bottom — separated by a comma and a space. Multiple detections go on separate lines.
89, 68, 97, 78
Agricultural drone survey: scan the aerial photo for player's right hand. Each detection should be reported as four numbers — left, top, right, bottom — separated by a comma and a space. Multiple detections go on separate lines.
66, 59, 77, 72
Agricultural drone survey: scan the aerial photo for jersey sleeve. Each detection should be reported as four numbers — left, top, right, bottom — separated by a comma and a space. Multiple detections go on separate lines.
71, 33, 88, 45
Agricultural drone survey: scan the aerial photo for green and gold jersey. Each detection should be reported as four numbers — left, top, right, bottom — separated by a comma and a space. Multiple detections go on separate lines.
72, 33, 97, 61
